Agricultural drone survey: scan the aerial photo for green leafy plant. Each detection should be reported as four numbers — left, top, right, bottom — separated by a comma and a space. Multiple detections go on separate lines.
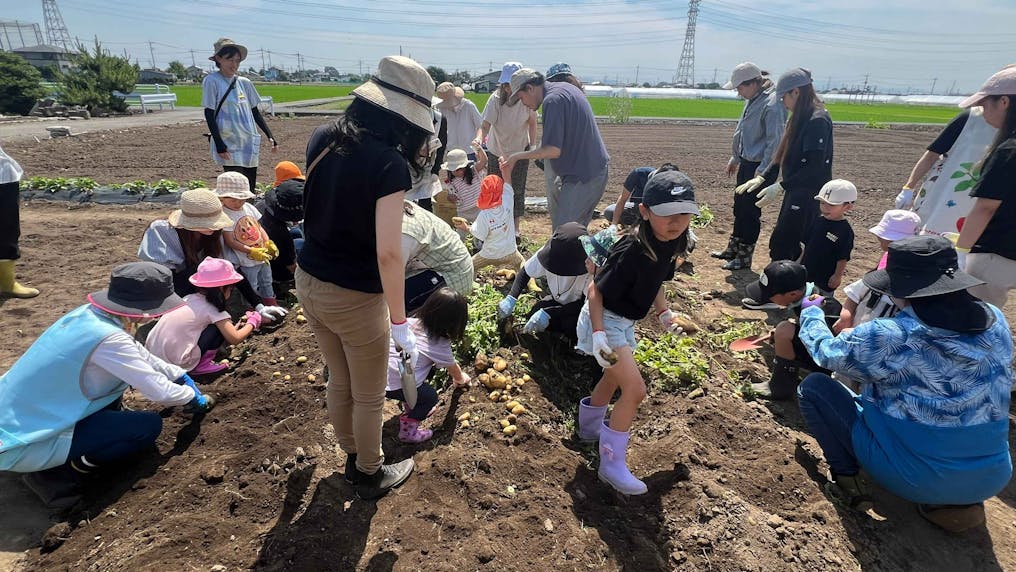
186, 180, 207, 190
607, 88, 633, 124
121, 180, 149, 195
56, 39, 139, 112
692, 203, 714, 228
864, 119, 888, 129
255, 182, 272, 195
72, 177, 98, 192
703, 316, 768, 350
152, 179, 180, 196
0, 51, 47, 116
460, 283, 504, 359
634, 333, 710, 390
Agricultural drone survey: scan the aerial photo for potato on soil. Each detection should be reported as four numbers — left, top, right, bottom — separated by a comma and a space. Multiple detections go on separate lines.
489, 390, 501, 401
474, 352, 489, 372
307, 374, 317, 382
478, 373, 490, 384
492, 358, 508, 372
503, 425, 517, 436
511, 405, 527, 415
296, 315, 308, 324
296, 356, 308, 364
283, 375, 292, 381
458, 412, 471, 422
460, 420, 471, 428
522, 374, 531, 382
505, 400, 520, 411
499, 419, 511, 428
507, 414, 517, 424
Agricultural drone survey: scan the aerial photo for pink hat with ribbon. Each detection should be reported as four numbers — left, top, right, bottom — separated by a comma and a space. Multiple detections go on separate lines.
189, 257, 244, 288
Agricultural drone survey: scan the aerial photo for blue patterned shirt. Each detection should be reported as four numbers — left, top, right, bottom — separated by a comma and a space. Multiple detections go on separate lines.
799, 304, 1012, 427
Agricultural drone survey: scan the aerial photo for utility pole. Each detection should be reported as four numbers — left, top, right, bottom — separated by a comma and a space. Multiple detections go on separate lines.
359, 59, 363, 76
148, 40, 156, 69
825, 76, 831, 91
267, 50, 272, 69
190, 49, 196, 67
634, 65, 639, 86
948, 79, 956, 96
863, 73, 870, 93
712, 67, 717, 84
260, 47, 265, 71
930, 77, 937, 95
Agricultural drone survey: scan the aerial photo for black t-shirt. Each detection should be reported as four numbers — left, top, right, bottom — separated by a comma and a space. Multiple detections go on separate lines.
260, 211, 296, 282
779, 109, 833, 194
801, 217, 854, 292
595, 231, 682, 320
298, 124, 411, 292
623, 166, 655, 203
971, 138, 1016, 260
928, 110, 970, 155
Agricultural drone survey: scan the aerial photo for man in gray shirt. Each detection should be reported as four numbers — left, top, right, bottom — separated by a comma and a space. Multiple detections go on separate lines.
500, 69, 609, 229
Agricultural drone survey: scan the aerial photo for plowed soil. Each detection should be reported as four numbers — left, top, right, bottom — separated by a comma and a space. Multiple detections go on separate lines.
1, 116, 1013, 572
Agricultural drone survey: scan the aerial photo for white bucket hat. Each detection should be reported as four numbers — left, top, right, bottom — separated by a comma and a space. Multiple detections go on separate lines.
441, 149, 473, 172
167, 189, 233, 231
214, 171, 254, 200
869, 209, 921, 241
352, 56, 437, 134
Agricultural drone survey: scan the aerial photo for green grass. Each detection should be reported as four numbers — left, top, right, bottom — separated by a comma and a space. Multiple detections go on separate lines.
171, 84, 956, 124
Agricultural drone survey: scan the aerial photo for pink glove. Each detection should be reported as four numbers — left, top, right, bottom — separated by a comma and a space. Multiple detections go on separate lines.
801, 295, 825, 311
245, 310, 262, 330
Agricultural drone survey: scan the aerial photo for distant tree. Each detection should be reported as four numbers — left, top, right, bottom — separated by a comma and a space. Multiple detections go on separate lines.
696, 82, 721, 90
324, 66, 338, 76
426, 66, 448, 84
0, 52, 47, 115
449, 69, 471, 85
57, 39, 138, 112
642, 82, 652, 88
167, 60, 187, 79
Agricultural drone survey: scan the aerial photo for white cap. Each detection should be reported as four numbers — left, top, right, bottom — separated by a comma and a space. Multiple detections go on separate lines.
723, 62, 763, 90
814, 179, 857, 205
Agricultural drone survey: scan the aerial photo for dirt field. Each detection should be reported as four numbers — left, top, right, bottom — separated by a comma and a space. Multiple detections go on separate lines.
2, 117, 1014, 572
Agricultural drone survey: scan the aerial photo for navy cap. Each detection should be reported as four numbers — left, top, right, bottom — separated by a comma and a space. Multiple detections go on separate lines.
641, 170, 699, 217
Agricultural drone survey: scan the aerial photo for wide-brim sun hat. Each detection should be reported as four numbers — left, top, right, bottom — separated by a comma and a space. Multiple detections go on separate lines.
215, 171, 255, 200
862, 235, 984, 299
209, 37, 247, 62
537, 222, 590, 277
167, 188, 233, 231
723, 62, 763, 90
189, 256, 244, 288
88, 261, 185, 318
441, 149, 473, 172
869, 209, 921, 241
352, 56, 437, 134
959, 64, 1016, 108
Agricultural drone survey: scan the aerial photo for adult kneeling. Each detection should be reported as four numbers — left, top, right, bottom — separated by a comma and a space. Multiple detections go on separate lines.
795, 235, 1011, 532
0, 262, 215, 509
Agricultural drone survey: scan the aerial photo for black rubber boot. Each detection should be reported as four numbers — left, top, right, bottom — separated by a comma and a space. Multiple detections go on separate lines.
21, 467, 83, 509
723, 242, 755, 270
344, 453, 358, 484
355, 458, 415, 500
751, 357, 800, 400
711, 236, 739, 260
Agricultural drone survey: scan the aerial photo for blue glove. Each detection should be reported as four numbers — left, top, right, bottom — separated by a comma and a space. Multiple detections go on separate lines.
175, 374, 202, 396
497, 296, 518, 320
184, 393, 216, 414
521, 308, 550, 334
801, 295, 825, 311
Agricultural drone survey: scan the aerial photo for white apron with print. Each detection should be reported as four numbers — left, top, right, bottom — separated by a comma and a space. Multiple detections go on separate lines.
913, 107, 996, 236
209, 79, 261, 168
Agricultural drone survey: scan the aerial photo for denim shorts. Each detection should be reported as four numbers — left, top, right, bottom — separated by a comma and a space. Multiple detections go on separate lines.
575, 300, 637, 355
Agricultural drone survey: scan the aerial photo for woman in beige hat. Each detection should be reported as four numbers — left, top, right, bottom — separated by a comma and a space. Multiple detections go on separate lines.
297, 56, 434, 500
955, 64, 1016, 308
138, 189, 288, 323
202, 38, 278, 193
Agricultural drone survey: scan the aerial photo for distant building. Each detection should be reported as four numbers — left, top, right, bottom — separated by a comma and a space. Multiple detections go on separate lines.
139, 68, 175, 84
264, 67, 285, 81
185, 65, 206, 81
472, 70, 500, 93
12, 44, 72, 74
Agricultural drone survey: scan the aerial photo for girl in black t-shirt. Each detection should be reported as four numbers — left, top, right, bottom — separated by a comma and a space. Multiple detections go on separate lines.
739, 68, 833, 263
574, 170, 697, 496
955, 66, 1016, 308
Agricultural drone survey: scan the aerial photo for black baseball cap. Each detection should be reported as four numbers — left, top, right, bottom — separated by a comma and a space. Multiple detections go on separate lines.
745, 260, 807, 302
641, 171, 700, 217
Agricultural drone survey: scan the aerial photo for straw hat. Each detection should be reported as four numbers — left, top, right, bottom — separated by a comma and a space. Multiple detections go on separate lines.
168, 189, 233, 231
209, 38, 247, 62
352, 56, 436, 134
440, 149, 473, 172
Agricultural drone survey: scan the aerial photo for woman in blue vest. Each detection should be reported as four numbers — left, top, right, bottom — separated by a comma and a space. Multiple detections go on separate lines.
0, 262, 216, 509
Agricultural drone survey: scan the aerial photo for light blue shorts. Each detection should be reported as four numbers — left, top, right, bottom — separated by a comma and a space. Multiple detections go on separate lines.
575, 300, 637, 356
239, 263, 274, 299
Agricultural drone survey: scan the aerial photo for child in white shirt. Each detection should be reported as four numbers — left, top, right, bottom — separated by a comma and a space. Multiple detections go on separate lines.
215, 171, 278, 304
453, 175, 523, 273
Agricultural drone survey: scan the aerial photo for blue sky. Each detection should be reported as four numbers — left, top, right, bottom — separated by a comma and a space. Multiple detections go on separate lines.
4, 0, 1013, 94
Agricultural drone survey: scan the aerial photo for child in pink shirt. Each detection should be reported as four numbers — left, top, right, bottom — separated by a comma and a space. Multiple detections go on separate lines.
146, 257, 261, 374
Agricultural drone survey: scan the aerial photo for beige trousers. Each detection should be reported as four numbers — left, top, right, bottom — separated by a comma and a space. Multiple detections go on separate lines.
295, 268, 390, 474
966, 252, 1016, 309
472, 250, 525, 274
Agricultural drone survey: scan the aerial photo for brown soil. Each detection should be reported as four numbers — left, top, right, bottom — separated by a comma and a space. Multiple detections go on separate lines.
2, 118, 1014, 572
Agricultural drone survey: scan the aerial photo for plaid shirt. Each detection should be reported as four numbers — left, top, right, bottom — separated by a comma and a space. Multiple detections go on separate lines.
401, 205, 474, 295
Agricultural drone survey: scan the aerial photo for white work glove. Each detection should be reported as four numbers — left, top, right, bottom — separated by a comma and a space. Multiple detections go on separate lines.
734, 175, 765, 195
497, 295, 517, 320
755, 182, 784, 208
956, 249, 968, 271
255, 303, 289, 324
895, 187, 915, 209
657, 309, 685, 335
592, 330, 615, 369
390, 320, 420, 369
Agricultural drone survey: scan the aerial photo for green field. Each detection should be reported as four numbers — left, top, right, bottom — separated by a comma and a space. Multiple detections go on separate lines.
172, 84, 957, 124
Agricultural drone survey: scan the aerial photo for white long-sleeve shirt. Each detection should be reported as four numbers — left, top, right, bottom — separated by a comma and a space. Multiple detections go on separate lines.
85, 330, 195, 406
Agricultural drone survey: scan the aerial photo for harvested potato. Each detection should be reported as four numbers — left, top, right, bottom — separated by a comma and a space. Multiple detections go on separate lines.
522, 374, 531, 382
452, 216, 468, 226
474, 352, 489, 372
505, 383, 513, 392
272, 371, 281, 377
296, 356, 308, 364
503, 425, 517, 436
499, 419, 511, 428
507, 414, 518, 424
489, 390, 501, 401
478, 373, 490, 384
458, 412, 471, 422
505, 400, 520, 411
460, 420, 471, 428
469, 396, 476, 403
599, 350, 619, 365
278, 356, 286, 362
511, 405, 527, 415
295, 315, 307, 324
493, 358, 508, 372
520, 353, 530, 360
671, 313, 700, 334
500, 393, 510, 402
284, 375, 292, 381
307, 374, 317, 382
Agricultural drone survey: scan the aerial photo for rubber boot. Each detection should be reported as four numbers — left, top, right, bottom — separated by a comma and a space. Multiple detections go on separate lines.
751, 357, 800, 400
190, 350, 228, 375
0, 259, 39, 298
723, 242, 755, 271
398, 414, 433, 444
21, 466, 82, 509
597, 421, 648, 495
262, 296, 278, 306
355, 458, 415, 500
577, 396, 608, 442
827, 472, 874, 512
918, 503, 986, 532
710, 236, 738, 260
344, 453, 359, 484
